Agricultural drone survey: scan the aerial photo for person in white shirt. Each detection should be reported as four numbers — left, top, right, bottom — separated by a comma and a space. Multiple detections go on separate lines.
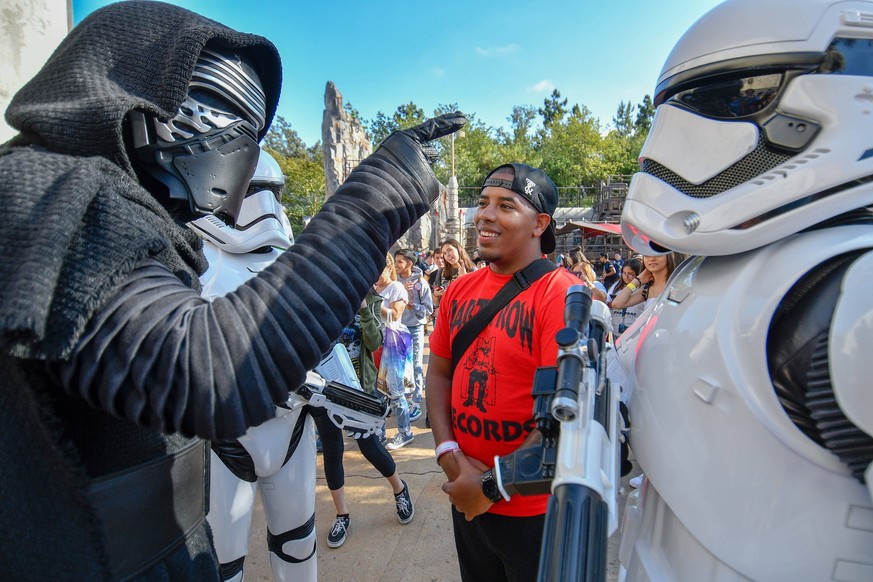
374, 254, 414, 450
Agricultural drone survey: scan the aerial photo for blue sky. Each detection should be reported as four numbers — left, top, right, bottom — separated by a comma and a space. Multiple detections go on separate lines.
74, 0, 724, 146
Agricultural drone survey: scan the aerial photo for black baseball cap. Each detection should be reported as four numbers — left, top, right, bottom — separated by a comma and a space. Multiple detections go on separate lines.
482, 163, 558, 253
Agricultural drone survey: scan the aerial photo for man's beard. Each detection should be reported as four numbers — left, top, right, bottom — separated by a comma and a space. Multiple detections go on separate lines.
477, 246, 501, 263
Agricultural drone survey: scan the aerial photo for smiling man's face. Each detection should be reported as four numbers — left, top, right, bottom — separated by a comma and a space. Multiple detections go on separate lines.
474, 169, 548, 274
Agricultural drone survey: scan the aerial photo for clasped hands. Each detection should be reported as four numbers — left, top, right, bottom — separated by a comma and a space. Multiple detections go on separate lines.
439, 448, 494, 521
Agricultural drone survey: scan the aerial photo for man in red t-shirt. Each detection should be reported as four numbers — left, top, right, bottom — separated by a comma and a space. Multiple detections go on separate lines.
426, 163, 576, 581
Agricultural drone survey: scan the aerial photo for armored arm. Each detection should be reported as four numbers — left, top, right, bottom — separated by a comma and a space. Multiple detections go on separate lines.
829, 249, 873, 498
768, 247, 873, 487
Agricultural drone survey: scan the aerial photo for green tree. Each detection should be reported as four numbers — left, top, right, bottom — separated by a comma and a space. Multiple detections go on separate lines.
262, 115, 326, 234
365, 102, 426, 145
434, 102, 462, 117
393, 102, 426, 128
539, 89, 568, 128
262, 115, 307, 158
612, 100, 635, 138
601, 128, 641, 176
506, 105, 538, 144
492, 105, 539, 165
634, 94, 655, 134
268, 149, 326, 236
539, 103, 610, 186
455, 119, 503, 183
344, 101, 361, 123
365, 111, 394, 146
306, 141, 323, 164
596, 94, 657, 177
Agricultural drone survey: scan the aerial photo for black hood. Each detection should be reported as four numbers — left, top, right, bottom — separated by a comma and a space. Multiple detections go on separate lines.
4, 0, 282, 173
0, 0, 283, 359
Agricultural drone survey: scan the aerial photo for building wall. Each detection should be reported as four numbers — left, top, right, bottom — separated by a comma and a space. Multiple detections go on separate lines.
0, 0, 71, 143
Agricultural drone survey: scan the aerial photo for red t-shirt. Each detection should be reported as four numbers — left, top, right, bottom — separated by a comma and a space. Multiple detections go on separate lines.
429, 266, 577, 516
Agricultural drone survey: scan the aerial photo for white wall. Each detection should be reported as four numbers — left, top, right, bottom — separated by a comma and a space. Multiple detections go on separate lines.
0, 0, 71, 143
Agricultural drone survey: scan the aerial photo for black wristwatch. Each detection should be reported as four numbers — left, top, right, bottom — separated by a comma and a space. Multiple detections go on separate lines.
481, 469, 504, 503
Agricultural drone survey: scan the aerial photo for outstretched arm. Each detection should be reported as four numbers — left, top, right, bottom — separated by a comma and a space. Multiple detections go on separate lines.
49, 114, 466, 441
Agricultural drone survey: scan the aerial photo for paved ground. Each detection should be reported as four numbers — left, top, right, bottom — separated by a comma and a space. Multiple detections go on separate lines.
241, 424, 461, 581
241, 334, 635, 581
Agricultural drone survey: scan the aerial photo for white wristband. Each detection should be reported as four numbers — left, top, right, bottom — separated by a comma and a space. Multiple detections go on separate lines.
435, 440, 460, 461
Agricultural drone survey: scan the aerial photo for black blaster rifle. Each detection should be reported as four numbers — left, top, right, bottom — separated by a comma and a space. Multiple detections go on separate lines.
494, 284, 620, 581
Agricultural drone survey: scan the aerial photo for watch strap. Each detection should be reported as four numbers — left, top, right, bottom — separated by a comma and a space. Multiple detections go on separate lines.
481, 469, 504, 503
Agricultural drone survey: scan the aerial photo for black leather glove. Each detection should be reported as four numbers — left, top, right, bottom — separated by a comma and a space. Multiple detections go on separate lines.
375, 111, 467, 202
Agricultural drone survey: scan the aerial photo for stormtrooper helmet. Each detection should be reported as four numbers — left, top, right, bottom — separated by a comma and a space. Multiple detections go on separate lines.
189, 148, 292, 253
623, 0, 873, 256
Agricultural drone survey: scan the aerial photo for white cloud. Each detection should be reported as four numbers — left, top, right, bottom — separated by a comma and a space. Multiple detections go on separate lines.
528, 80, 555, 93
431, 67, 446, 78
475, 43, 519, 57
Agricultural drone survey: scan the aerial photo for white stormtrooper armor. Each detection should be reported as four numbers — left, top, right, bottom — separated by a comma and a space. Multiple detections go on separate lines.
191, 150, 386, 581
615, 234, 873, 581
614, 1, 873, 580
191, 150, 316, 582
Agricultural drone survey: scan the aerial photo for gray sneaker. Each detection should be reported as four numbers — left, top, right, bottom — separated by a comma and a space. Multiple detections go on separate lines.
385, 431, 414, 451
395, 480, 414, 524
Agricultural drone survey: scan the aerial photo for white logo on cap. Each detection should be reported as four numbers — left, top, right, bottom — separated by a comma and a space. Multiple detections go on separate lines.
524, 178, 536, 196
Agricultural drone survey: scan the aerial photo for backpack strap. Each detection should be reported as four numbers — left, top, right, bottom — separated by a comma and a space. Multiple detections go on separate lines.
451, 258, 557, 368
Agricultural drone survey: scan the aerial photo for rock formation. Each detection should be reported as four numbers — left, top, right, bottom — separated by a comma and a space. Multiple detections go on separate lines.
321, 81, 435, 251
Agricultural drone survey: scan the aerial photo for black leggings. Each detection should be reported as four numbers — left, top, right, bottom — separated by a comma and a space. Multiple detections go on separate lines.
311, 407, 396, 490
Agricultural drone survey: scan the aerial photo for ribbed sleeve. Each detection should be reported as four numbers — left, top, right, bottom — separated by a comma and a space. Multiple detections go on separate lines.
50, 151, 435, 439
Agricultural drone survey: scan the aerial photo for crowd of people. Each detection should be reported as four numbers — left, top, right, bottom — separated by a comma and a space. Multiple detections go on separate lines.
424, 242, 655, 340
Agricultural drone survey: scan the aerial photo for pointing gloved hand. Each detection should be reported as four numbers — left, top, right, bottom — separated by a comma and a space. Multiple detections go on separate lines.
375, 111, 467, 202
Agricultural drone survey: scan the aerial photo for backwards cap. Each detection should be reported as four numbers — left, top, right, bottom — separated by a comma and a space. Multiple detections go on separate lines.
482, 163, 559, 253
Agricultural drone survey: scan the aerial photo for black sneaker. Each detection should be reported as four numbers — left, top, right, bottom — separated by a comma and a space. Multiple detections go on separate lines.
326, 514, 350, 548
395, 480, 414, 524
